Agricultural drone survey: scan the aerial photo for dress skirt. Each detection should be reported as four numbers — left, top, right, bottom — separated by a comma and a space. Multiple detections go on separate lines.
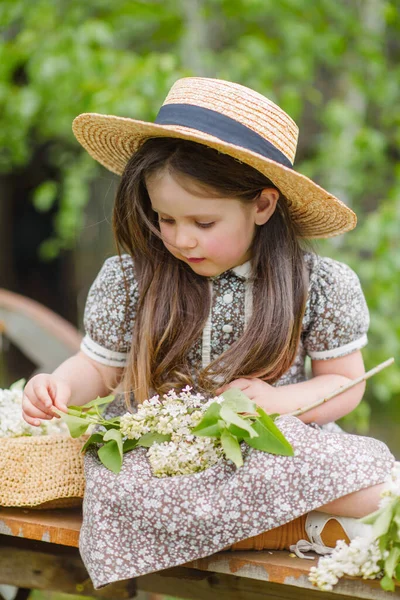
79, 408, 394, 588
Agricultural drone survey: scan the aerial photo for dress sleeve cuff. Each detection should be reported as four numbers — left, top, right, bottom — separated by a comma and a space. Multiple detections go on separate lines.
80, 335, 128, 367
307, 334, 368, 360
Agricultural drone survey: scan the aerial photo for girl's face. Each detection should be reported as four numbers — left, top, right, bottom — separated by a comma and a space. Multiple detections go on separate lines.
146, 169, 278, 277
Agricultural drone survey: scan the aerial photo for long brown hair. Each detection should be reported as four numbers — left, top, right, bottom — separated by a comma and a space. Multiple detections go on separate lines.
112, 138, 310, 406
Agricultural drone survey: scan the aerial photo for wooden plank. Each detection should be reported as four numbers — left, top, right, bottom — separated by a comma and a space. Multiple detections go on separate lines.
0, 537, 135, 600
0, 507, 81, 547
184, 553, 400, 600
1, 508, 399, 599
2, 536, 393, 600
138, 565, 400, 600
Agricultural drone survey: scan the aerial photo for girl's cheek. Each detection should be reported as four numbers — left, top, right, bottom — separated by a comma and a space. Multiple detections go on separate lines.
203, 237, 222, 257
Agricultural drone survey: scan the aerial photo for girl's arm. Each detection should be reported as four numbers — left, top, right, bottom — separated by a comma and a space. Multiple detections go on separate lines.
52, 351, 124, 406
216, 350, 366, 426
22, 351, 123, 426
275, 351, 366, 424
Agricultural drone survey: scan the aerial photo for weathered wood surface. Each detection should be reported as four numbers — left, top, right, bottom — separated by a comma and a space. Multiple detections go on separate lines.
0, 507, 81, 547
1, 507, 399, 599
0, 537, 135, 600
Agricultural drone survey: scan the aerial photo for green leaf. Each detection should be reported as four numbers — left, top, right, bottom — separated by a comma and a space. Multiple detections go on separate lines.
123, 438, 139, 453
220, 404, 258, 438
56, 411, 91, 438
393, 501, 400, 529
192, 423, 222, 437
227, 423, 252, 440
98, 440, 122, 474
137, 432, 171, 448
221, 388, 256, 413
11, 379, 26, 391
269, 413, 280, 421
372, 503, 395, 538
191, 402, 221, 433
379, 533, 391, 556
81, 433, 104, 453
220, 429, 243, 468
256, 408, 294, 450
384, 546, 400, 579
360, 506, 386, 525
80, 395, 115, 409
243, 410, 294, 456
103, 428, 123, 459
380, 574, 395, 592
395, 563, 400, 582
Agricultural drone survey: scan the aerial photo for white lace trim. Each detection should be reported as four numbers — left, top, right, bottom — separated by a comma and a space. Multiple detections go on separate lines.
201, 281, 214, 368
244, 280, 253, 328
308, 334, 368, 360
80, 335, 128, 367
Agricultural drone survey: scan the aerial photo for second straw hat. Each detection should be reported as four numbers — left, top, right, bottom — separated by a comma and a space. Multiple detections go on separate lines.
72, 77, 356, 239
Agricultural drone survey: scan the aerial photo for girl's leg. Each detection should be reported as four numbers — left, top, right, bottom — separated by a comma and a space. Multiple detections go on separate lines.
315, 483, 385, 518
229, 483, 386, 551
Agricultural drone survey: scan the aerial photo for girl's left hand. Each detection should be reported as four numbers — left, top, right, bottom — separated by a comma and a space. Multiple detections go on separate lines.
216, 378, 284, 415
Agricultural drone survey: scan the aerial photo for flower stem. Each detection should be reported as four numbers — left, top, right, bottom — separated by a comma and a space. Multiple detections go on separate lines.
287, 357, 395, 417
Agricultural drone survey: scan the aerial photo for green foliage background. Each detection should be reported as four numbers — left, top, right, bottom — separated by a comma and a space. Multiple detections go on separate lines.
1, 0, 399, 434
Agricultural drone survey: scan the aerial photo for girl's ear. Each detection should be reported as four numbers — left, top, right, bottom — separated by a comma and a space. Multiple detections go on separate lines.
254, 188, 280, 225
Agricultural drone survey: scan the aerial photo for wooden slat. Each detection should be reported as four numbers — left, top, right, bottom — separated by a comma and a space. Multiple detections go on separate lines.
0, 507, 81, 547
1, 508, 399, 599
137, 566, 400, 600
0, 537, 135, 600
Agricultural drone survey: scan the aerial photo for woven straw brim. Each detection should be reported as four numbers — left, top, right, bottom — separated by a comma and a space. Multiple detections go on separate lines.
72, 113, 357, 239
0, 435, 85, 509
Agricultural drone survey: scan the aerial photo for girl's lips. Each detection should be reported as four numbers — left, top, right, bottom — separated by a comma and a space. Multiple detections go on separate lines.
187, 257, 205, 263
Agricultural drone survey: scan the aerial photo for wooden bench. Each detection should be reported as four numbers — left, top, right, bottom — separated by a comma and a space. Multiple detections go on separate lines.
1, 507, 399, 600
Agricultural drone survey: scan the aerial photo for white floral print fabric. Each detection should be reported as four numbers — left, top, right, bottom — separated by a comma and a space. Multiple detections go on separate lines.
78, 252, 393, 588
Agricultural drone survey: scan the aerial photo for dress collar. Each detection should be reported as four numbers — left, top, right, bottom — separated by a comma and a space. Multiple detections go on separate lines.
208, 260, 252, 282
231, 260, 252, 280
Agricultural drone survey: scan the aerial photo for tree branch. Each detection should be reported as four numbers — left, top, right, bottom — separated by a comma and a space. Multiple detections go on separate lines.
287, 357, 395, 417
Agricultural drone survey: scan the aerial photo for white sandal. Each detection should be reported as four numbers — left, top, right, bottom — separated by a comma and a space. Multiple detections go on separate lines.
289, 511, 372, 560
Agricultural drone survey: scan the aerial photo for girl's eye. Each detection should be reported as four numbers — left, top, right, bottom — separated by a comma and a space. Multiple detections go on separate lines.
196, 222, 214, 229
159, 218, 214, 229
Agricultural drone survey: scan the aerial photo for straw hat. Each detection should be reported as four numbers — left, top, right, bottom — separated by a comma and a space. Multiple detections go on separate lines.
72, 77, 356, 238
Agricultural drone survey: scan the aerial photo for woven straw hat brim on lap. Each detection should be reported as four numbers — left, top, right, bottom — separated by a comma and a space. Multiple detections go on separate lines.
72, 77, 356, 239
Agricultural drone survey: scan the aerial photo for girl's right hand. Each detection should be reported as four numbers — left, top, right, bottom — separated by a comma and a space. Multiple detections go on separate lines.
22, 373, 71, 427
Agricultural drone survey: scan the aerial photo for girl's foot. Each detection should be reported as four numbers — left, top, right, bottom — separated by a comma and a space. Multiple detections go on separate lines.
227, 512, 371, 558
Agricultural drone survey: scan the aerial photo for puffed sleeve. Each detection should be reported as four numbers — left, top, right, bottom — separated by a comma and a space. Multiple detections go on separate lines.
302, 255, 369, 360
80, 254, 139, 367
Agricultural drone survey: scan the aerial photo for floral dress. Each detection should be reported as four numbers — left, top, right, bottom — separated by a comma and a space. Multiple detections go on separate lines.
79, 252, 394, 588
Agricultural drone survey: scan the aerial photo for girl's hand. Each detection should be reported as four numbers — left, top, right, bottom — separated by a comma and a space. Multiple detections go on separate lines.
22, 373, 71, 427
216, 377, 284, 415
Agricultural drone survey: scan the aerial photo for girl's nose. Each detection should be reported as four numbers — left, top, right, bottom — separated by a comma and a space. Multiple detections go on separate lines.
175, 227, 197, 250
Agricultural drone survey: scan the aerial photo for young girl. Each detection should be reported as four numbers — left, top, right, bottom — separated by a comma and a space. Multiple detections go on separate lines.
22, 77, 394, 588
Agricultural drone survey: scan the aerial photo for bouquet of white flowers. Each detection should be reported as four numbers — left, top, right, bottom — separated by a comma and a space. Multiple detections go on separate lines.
57, 386, 294, 476
309, 463, 400, 593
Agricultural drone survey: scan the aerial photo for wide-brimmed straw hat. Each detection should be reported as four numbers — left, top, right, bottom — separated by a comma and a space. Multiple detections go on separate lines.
72, 77, 356, 238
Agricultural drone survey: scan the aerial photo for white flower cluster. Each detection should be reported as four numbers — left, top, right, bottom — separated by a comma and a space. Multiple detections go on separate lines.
0, 380, 67, 438
379, 462, 400, 508
309, 463, 400, 591
120, 386, 225, 477
309, 537, 381, 591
